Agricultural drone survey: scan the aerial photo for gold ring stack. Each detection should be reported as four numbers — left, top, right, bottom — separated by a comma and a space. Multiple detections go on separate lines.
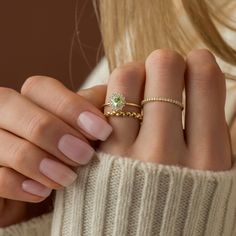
102, 93, 143, 120
141, 97, 184, 110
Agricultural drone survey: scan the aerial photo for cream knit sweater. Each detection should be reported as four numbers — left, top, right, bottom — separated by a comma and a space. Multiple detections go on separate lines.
1, 151, 236, 236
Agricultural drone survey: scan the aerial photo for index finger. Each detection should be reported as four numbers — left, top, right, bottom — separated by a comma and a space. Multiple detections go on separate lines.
21, 76, 112, 141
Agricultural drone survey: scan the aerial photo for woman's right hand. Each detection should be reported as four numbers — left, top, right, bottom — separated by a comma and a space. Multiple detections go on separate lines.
0, 76, 112, 227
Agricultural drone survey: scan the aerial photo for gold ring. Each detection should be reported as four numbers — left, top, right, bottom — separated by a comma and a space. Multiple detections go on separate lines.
102, 93, 141, 111
104, 111, 143, 120
141, 97, 184, 110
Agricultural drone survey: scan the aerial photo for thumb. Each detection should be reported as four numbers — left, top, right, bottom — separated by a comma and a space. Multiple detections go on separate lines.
77, 85, 107, 109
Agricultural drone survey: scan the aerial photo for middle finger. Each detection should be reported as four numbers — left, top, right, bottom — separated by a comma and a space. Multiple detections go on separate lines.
137, 49, 186, 163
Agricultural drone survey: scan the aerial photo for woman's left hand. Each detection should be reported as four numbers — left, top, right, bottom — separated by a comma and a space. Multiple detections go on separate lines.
99, 49, 233, 171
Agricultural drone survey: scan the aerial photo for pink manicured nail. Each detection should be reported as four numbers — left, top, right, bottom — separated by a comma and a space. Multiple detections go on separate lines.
77, 112, 113, 141
39, 158, 77, 187
22, 180, 52, 197
58, 134, 94, 164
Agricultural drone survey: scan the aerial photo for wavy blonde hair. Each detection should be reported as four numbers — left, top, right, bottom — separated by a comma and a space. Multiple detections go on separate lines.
93, 0, 236, 81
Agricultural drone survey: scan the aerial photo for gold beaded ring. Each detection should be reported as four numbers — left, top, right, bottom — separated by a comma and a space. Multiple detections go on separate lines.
102, 93, 142, 112
141, 97, 184, 110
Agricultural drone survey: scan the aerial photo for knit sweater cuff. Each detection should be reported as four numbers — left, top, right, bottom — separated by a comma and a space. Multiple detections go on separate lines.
0, 212, 52, 236
52, 152, 236, 236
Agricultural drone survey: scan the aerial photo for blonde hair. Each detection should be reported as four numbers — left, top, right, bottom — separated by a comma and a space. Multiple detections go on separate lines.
93, 0, 236, 80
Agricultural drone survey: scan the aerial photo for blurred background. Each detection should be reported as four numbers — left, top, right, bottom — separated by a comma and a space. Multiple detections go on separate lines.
0, 1, 102, 91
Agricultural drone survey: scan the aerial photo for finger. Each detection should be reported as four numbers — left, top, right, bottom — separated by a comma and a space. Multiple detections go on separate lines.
77, 84, 107, 108
137, 49, 186, 164
77, 85, 112, 140
0, 88, 94, 166
21, 76, 112, 141
0, 167, 52, 203
0, 129, 77, 189
185, 49, 231, 170
99, 62, 145, 155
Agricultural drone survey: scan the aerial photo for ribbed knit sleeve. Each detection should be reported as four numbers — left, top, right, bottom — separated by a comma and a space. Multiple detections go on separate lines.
51, 152, 236, 236
0, 212, 52, 236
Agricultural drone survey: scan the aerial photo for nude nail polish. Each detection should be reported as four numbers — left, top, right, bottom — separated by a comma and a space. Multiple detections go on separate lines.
22, 180, 52, 197
39, 158, 78, 187
58, 134, 95, 164
77, 111, 113, 141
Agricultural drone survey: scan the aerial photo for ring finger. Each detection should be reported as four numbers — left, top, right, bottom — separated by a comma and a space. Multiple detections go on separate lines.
99, 62, 145, 155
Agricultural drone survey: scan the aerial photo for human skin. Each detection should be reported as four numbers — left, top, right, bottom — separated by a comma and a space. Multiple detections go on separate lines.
0, 49, 234, 227
0, 80, 112, 227
100, 49, 233, 170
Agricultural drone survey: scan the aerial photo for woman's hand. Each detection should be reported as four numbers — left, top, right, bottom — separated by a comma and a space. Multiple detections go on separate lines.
99, 49, 233, 170
0, 77, 112, 227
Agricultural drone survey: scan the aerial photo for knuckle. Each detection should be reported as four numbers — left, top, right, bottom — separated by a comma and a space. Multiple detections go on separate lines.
54, 94, 76, 115
0, 88, 18, 117
10, 142, 32, 169
26, 114, 54, 140
21, 76, 52, 95
187, 49, 224, 88
188, 49, 216, 62
111, 62, 145, 86
0, 87, 16, 101
21, 76, 42, 94
191, 63, 223, 86
201, 64, 223, 81
0, 87, 15, 95
146, 49, 184, 69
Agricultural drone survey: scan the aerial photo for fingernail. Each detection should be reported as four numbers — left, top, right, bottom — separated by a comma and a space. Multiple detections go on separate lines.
39, 158, 77, 187
22, 180, 52, 197
77, 112, 113, 141
58, 134, 94, 164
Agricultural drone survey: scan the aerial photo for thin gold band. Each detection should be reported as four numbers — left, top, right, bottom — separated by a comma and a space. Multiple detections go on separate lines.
141, 97, 184, 110
102, 102, 141, 109
104, 111, 143, 120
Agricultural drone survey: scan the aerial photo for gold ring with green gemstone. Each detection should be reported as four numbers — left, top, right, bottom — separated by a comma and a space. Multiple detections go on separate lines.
101, 93, 141, 112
